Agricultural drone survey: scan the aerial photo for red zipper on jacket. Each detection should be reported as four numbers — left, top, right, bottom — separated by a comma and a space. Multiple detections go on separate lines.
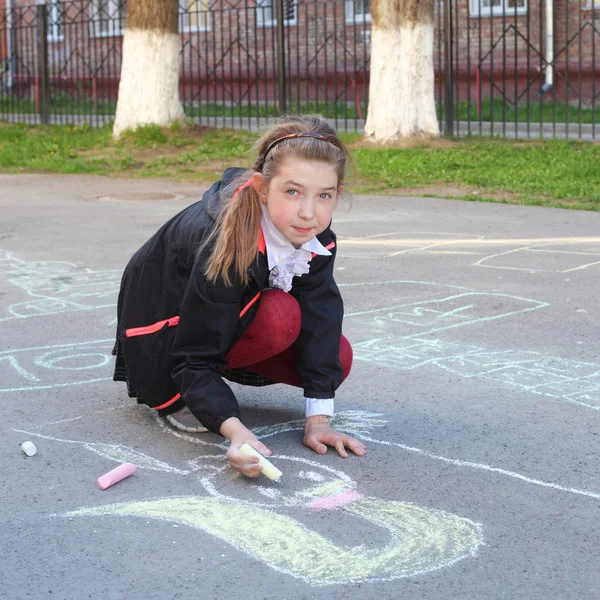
125, 316, 180, 338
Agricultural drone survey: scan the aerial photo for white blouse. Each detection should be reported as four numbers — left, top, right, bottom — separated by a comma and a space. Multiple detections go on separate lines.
260, 207, 335, 418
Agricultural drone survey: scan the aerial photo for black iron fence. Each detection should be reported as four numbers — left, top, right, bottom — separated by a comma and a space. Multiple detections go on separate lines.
0, 0, 598, 139
438, 0, 600, 139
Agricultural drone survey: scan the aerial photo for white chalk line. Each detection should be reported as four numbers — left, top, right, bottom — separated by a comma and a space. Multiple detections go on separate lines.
23, 404, 129, 430
342, 236, 600, 247
152, 413, 228, 450
248, 415, 600, 502
0, 304, 115, 323
11, 427, 189, 474
0, 377, 112, 393
338, 279, 471, 291
352, 434, 600, 502
0, 338, 114, 355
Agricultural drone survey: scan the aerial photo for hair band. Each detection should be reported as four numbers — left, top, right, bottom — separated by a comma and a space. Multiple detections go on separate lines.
257, 132, 338, 171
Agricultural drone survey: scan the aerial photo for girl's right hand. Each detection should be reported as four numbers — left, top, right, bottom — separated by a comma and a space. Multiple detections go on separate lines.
221, 416, 272, 478
226, 438, 272, 478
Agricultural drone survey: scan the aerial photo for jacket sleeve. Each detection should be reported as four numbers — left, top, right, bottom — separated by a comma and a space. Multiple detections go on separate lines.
290, 241, 344, 399
170, 262, 244, 434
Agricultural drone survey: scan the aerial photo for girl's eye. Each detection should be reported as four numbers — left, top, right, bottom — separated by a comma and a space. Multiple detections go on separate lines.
319, 193, 332, 200
286, 189, 298, 196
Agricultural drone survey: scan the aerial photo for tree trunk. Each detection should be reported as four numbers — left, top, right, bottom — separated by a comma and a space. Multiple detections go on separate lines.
113, 0, 184, 138
365, 0, 439, 141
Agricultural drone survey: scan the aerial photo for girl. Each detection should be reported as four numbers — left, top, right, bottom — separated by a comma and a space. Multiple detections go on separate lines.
113, 115, 366, 478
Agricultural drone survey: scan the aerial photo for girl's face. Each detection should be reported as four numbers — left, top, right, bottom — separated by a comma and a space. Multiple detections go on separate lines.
252, 157, 342, 248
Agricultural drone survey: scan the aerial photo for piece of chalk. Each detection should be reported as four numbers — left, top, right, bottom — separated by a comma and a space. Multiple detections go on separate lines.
21, 441, 37, 457
239, 443, 282, 480
97, 462, 136, 490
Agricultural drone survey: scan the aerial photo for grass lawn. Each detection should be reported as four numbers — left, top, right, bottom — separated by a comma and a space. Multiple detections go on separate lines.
1, 120, 599, 210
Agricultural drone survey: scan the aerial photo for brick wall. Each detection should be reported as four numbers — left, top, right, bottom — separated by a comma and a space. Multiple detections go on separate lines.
2, 0, 599, 105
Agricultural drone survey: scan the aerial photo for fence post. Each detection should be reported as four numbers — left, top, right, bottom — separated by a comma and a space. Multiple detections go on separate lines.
443, 0, 454, 137
36, 1, 50, 125
275, 0, 287, 115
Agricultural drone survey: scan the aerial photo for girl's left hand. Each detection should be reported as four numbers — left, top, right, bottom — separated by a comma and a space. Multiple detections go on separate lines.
303, 422, 367, 458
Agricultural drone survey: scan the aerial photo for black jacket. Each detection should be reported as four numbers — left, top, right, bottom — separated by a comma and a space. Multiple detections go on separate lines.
115, 167, 344, 433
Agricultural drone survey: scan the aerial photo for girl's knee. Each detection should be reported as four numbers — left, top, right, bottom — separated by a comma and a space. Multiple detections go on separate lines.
340, 335, 353, 381
260, 289, 301, 349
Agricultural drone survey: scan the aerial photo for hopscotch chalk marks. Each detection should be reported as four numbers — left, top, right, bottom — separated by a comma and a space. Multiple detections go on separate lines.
340, 233, 600, 269
0, 339, 114, 393
354, 338, 600, 410
474, 241, 600, 273
341, 280, 597, 411
344, 282, 599, 411
0, 249, 121, 322
345, 291, 549, 337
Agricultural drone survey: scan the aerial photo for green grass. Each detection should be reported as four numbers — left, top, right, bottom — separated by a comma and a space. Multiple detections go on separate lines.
1, 120, 599, 210
353, 138, 600, 210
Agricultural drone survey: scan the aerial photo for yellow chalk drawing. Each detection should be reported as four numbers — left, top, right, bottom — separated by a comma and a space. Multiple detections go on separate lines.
53, 412, 483, 586
68, 495, 482, 586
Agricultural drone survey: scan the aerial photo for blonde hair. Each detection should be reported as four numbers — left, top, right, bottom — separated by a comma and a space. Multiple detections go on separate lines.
202, 115, 350, 286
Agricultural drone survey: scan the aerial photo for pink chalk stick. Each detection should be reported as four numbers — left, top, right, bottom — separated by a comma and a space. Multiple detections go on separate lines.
97, 462, 136, 490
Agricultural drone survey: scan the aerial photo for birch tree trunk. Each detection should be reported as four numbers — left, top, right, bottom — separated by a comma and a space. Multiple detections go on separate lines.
365, 0, 439, 141
113, 0, 184, 138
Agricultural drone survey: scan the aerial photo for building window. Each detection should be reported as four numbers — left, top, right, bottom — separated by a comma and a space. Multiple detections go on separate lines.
48, 0, 64, 42
470, 0, 527, 16
180, 0, 211, 32
345, 0, 371, 24
256, 0, 297, 28
90, 0, 127, 37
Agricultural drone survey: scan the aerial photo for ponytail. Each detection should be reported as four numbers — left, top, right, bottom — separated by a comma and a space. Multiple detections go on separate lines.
203, 176, 262, 287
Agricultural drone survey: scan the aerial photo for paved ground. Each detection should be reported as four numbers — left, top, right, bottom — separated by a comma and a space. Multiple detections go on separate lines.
1, 173, 599, 600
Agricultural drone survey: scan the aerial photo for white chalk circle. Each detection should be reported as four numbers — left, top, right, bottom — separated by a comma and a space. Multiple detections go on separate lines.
34, 349, 112, 371
21, 441, 37, 456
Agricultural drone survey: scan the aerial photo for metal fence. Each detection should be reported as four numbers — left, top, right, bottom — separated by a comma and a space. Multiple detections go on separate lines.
0, 0, 598, 139
439, 0, 600, 140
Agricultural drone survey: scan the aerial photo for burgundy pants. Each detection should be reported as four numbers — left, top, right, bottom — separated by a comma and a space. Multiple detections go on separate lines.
225, 289, 352, 387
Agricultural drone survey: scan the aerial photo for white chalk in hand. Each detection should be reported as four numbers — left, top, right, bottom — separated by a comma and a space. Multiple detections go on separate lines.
21, 441, 37, 457
239, 443, 282, 480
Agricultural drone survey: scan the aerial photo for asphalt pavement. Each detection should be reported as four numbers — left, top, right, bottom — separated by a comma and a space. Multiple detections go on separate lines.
1, 173, 599, 600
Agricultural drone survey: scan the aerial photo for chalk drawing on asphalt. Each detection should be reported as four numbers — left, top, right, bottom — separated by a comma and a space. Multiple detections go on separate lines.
338, 234, 600, 267
473, 241, 600, 273
12, 428, 189, 474
345, 291, 549, 337
338, 232, 487, 259
353, 337, 600, 411
0, 249, 120, 321
41, 410, 482, 587
66, 472, 483, 586
146, 410, 600, 501
0, 284, 549, 396
0, 339, 114, 393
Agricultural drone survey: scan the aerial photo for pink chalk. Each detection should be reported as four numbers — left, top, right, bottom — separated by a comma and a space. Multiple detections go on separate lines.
307, 490, 362, 510
97, 462, 136, 490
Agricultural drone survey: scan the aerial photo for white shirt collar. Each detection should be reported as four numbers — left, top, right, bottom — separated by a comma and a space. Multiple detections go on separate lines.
260, 205, 331, 271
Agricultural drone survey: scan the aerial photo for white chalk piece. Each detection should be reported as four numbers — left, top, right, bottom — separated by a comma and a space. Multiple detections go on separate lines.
239, 443, 282, 480
21, 441, 37, 457
97, 462, 136, 490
